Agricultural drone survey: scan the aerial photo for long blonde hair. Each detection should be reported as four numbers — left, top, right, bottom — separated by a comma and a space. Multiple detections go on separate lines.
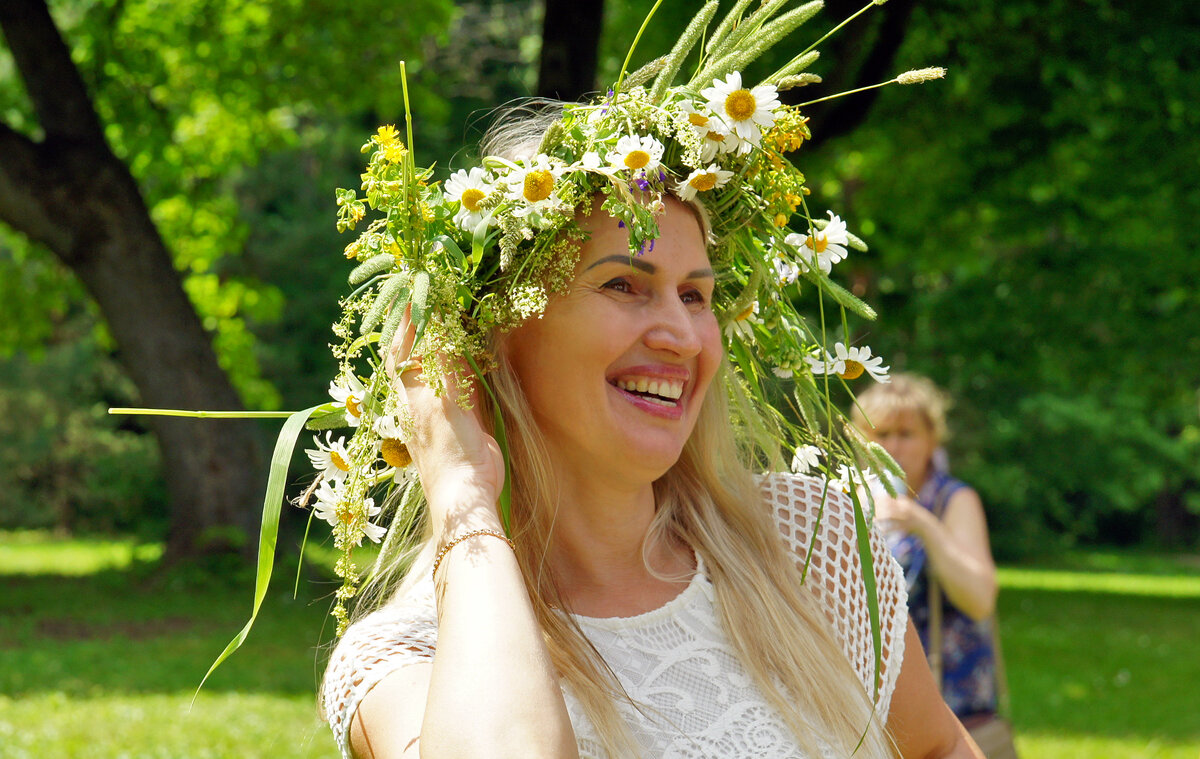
340, 106, 897, 757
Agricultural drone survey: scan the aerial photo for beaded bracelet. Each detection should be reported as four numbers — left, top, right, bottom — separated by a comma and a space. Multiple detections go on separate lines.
431, 529, 515, 580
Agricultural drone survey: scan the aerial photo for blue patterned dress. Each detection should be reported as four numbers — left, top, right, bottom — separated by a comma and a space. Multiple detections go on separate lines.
887, 471, 997, 719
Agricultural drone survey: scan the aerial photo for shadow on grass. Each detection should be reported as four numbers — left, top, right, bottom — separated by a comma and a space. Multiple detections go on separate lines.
0, 560, 344, 699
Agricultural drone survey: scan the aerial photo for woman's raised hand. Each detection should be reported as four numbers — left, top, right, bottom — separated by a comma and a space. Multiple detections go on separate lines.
384, 309, 505, 539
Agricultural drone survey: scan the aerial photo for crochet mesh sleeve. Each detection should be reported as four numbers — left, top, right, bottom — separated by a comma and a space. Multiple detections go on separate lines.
321, 580, 438, 759
760, 473, 909, 717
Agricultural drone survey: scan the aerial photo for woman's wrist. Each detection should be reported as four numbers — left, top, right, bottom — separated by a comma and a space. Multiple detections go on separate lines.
425, 484, 504, 541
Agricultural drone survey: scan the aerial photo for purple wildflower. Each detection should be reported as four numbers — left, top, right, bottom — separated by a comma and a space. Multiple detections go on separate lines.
635, 177, 651, 192
617, 220, 625, 228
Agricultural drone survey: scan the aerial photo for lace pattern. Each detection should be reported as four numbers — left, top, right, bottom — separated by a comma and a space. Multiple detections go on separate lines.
320, 473, 907, 758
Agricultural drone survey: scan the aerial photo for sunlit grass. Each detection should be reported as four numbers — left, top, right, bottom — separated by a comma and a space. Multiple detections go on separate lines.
1, 533, 1197, 758
0, 529, 163, 575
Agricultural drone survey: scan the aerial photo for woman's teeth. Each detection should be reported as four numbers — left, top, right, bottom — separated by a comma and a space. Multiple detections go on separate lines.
615, 377, 684, 401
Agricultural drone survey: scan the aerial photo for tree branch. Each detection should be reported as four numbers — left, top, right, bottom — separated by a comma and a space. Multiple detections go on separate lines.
0, 0, 105, 140
0, 120, 72, 252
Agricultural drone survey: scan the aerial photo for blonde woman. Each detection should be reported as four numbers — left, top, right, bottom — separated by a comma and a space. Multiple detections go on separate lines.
315, 97, 984, 756
852, 375, 1000, 726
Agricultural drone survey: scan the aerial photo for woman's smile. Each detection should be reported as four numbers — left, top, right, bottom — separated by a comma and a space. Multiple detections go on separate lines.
608, 364, 690, 419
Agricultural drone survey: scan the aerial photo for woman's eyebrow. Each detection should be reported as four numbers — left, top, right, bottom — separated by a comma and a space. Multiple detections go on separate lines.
585, 255, 715, 280
585, 254, 656, 273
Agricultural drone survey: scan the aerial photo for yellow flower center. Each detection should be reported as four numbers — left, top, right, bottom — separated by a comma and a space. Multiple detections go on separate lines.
705, 131, 725, 143
337, 506, 355, 526
689, 172, 719, 192
623, 150, 652, 170
735, 304, 755, 322
345, 396, 362, 417
523, 170, 554, 202
461, 188, 486, 212
724, 89, 758, 122
805, 234, 829, 254
840, 360, 865, 380
330, 451, 351, 472
381, 439, 412, 469
688, 112, 709, 127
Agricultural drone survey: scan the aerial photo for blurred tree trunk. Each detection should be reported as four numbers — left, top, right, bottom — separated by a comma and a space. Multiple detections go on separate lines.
0, 0, 262, 561
537, 0, 605, 100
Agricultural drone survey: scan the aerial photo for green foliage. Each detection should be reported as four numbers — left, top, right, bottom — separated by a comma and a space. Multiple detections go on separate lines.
0, 339, 168, 536
799, 0, 1200, 551
0, 0, 457, 408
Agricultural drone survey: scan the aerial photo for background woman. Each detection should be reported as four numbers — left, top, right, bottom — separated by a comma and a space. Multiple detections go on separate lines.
852, 374, 1001, 725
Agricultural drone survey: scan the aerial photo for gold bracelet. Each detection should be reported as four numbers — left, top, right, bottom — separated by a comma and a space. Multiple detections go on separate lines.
431, 529, 515, 580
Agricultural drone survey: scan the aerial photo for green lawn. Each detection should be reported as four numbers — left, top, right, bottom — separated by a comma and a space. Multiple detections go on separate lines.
1, 531, 1197, 758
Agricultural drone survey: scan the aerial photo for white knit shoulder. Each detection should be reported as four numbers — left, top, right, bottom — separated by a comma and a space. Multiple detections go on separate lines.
320, 473, 907, 758
758, 472, 909, 718
320, 577, 438, 759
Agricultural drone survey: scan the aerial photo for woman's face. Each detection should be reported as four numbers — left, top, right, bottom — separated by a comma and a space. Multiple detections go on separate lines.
864, 408, 939, 487
502, 197, 722, 484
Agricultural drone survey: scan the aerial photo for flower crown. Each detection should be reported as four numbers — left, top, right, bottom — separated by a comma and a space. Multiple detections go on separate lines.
305, 0, 943, 631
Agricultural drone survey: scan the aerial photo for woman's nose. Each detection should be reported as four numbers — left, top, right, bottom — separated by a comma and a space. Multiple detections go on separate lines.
643, 295, 702, 357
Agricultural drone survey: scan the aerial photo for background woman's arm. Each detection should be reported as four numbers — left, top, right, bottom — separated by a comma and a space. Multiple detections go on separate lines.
915, 488, 997, 620
879, 487, 997, 620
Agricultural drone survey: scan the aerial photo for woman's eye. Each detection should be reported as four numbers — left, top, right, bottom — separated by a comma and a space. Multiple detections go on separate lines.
602, 278, 634, 293
680, 288, 709, 306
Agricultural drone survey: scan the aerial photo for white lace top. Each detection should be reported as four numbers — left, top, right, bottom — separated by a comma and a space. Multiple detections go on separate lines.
321, 474, 909, 758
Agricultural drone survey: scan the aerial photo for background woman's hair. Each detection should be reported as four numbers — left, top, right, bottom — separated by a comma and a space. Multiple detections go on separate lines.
851, 372, 952, 445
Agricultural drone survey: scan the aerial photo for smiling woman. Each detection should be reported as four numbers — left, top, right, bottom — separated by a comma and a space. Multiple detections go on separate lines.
316, 89, 980, 756
296, 2, 980, 758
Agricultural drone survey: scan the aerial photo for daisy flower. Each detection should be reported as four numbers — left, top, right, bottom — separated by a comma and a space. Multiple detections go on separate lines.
785, 212, 850, 275
678, 100, 738, 162
808, 343, 891, 383
834, 342, 891, 383
312, 482, 387, 545
373, 414, 413, 470
608, 134, 665, 175
774, 255, 801, 286
579, 151, 604, 171
676, 164, 734, 202
305, 432, 354, 483
701, 72, 780, 153
328, 375, 367, 427
805, 348, 845, 377
723, 301, 759, 342
791, 445, 822, 475
504, 155, 564, 218
830, 463, 867, 494
444, 167, 494, 231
